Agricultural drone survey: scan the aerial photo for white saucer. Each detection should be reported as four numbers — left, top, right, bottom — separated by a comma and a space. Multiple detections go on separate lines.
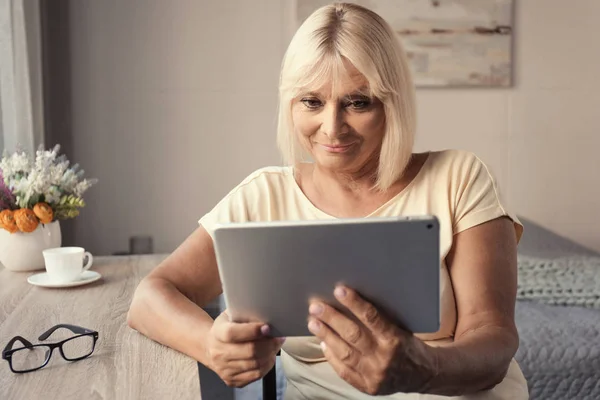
27, 270, 102, 288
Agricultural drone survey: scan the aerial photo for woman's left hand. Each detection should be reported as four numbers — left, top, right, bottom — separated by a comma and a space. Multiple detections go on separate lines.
307, 285, 438, 396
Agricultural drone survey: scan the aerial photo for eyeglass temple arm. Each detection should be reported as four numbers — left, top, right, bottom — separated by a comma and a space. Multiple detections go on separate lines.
2, 336, 34, 358
38, 324, 95, 341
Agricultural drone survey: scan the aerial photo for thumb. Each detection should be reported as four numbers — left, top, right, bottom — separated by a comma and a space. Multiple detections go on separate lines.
214, 309, 231, 323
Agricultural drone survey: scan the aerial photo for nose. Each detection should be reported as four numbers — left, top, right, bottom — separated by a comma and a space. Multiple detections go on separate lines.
320, 104, 348, 138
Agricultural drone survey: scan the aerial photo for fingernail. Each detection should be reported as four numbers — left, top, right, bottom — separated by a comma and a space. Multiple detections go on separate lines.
320, 341, 327, 351
334, 286, 347, 299
278, 337, 287, 344
261, 325, 270, 336
308, 320, 321, 332
309, 303, 323, 316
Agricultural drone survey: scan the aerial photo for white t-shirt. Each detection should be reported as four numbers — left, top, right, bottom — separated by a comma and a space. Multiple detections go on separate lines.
199, 149, 528, 399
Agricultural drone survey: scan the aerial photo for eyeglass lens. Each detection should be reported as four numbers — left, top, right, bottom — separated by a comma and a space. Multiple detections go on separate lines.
10, 335, 95, 371
10, 346, 49, 372
61, 335, 95, 360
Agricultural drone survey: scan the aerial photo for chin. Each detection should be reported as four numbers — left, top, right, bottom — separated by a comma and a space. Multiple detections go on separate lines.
313, 156, 352, 171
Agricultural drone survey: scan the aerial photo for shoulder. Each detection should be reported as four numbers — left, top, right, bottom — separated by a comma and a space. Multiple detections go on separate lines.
426, 150, 520, 240
425, 149, 492, 182
428, 149, 484, 170
421, 149, 501, 203
198, 165, 294, 230
227, 165, 294, 197
236, 165, 294, 187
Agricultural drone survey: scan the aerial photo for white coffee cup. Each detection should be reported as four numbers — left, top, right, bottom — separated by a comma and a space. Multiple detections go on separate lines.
42, 247, 94, 283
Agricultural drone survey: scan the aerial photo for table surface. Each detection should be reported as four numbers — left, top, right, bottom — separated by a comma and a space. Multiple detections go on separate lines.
0, 255, 202, 400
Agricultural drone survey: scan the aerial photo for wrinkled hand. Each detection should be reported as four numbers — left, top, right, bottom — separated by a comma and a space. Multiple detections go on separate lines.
307, 286, 437, 395
206, 310, 284, 388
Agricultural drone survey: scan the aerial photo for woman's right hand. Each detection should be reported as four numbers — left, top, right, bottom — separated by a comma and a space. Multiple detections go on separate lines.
205, 310, 285, 388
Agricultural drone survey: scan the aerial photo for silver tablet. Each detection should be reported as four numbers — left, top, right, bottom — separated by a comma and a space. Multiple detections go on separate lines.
212, 216, 440, 337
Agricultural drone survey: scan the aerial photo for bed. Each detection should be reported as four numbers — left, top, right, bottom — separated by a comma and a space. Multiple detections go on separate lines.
514, 217, 600, 400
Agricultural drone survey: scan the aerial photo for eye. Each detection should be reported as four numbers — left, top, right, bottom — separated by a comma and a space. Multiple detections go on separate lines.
300, 98, 322, 109
344, 98, 372, 110
349, 100, 370, 109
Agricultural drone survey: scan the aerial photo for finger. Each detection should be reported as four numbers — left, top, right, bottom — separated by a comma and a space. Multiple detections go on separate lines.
214, 312, 268, 342
226, 337, 284, 361
321, 341, 368, 393
222, 355, 273, 375
221, 310, 272, 335
333, 286, 397, 339
309, 300, 372, 350
256, 354, 277, 377
307, 317, 361, 365
252, 337, 284, 359
223, 368, 263, 388
227, 356, 276, 386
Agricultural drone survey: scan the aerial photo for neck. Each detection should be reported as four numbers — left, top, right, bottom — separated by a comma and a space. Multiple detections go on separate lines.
311, 156, 380, 196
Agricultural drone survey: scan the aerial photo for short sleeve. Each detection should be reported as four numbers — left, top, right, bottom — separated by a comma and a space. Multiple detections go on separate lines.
453, 153, 523, 242
198, 172, 263, 239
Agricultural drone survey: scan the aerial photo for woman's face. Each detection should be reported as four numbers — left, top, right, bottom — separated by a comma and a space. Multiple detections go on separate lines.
291, 63, 386, 175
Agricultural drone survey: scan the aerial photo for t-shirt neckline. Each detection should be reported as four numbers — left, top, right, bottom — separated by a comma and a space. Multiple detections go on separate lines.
289, 152, 433, 219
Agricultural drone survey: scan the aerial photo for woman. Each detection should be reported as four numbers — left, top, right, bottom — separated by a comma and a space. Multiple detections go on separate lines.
128, 3, 528, 399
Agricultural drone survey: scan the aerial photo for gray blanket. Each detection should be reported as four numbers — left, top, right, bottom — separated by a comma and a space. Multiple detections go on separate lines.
515, 300, 600, 400
515, 218, 600, 399
517, 255, 600, 308
515, 253, 600, 399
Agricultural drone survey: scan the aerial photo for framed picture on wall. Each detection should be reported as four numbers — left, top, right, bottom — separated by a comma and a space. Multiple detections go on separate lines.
292, 0, 515, 88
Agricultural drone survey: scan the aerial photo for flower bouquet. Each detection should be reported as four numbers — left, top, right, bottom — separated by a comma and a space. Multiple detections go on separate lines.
0, 145, 97, 233
0, 145, 97, 272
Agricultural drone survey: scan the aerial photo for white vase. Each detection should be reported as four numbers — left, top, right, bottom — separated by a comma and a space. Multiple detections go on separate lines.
0, 221, 62, 272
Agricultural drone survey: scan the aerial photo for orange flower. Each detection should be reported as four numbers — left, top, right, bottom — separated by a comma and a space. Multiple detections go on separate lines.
14, 209, 39, 233
0, 210, 18, 234
33, 202, 54, 224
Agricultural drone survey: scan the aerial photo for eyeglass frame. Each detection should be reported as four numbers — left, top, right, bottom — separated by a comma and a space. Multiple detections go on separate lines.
2, 324, 99, 373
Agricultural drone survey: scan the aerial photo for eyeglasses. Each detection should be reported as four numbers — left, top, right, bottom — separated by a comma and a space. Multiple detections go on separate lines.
2, 324, 98, 373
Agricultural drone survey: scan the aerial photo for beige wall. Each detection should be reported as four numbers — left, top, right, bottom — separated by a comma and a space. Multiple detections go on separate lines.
66, 0, 600, 255
413, 0, 600, 252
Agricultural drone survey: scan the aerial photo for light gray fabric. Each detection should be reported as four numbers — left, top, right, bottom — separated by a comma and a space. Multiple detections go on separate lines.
517, 255, 600, 308
515, 217, 600, 399
515, 300, 600, 400
0, 0, 45, 153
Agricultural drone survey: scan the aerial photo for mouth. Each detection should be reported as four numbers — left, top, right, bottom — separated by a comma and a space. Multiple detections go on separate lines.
318, 142, 357, 153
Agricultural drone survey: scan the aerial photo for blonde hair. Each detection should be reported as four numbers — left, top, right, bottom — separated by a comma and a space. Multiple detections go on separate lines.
277, 2, 417, 192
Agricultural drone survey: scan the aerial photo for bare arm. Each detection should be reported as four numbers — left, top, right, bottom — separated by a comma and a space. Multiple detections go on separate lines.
127, 226, 222, 366
128, 225, 283, 387
426, 217, 520, 395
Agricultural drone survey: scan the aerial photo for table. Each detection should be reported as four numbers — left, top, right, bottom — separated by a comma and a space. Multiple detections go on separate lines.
0, 255, 202, 400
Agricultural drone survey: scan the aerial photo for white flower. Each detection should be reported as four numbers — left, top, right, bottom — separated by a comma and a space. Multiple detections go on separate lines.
0, 144, 97, 209
73, 179, 95, 197
12, 152, 31, 172
59, 168, 78, 192
12, 177, 29, 194
0, 152, 31, 180
51, 161, 69, 184
43, 185, 61, 205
